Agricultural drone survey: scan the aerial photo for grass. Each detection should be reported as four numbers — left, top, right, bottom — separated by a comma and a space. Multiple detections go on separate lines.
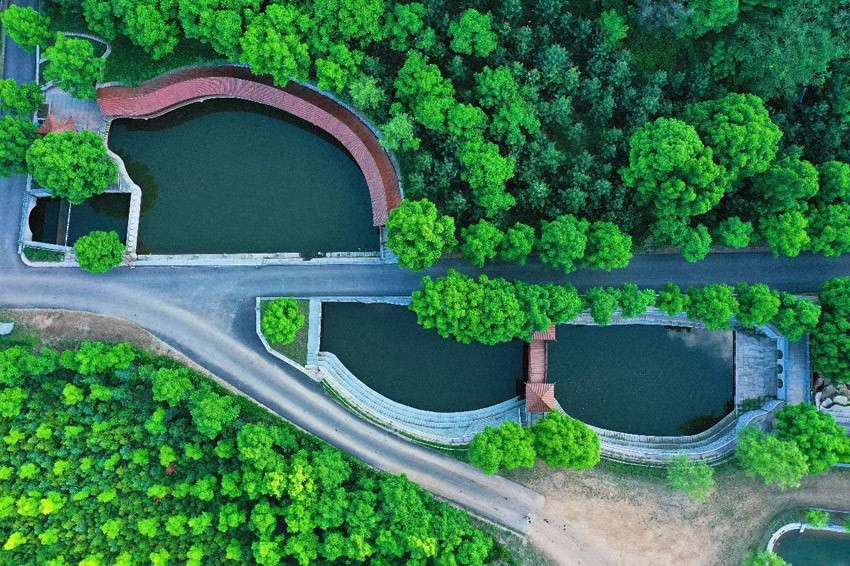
24, 246, 65, 262
103, 37, 225, 86
472, 518, 558, 566
0, 311, 41, 350
260, 299, 310, 366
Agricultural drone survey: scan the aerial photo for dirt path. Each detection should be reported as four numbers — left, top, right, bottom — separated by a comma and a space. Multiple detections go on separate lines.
518, 462, 850, 566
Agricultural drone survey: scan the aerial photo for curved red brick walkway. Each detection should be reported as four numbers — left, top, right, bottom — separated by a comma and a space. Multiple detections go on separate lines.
97, 66, 401, 226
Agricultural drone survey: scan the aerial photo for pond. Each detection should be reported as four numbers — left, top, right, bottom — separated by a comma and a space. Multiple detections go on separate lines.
773, 528, 850, 565
549, 325, 734, 436
29, 194, 130, 246
107, 98, 378, 255
320, 302, 525, 412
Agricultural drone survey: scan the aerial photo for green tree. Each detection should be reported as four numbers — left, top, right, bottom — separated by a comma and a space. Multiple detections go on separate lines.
378, 113, 420, 152
59, 342, 135, 375
772, 292, 821, 342
460, 220, 503, 267
584, 221, 632, 270
448, 9, 497, 57
736, 426, 808, 490
409, 271, 527, 345
657, 283, 690, 316
0, 79, 44, 116
621, 118, 726, 220
0, 6, 51, 52
498, 222, 536, 265
151, 367, 194, 408
812, 278, 850, 382
598, 10, 628, 46
73, 231, 124, 274
618, 284, 656, 318
741, 551, 790, 566
42, 34, 105, 100
189, 387, 240, 439
261, 298, 306, 345
682, 93, 781, 181
457, 138, 516, 217
679, 224, 712, 263
312, 0, 386, 45
759, 210, 810, 258
666, 456, 715, 502
677, 0, 739, 38
685, 284, 739, 330
804, 509, 830, 527
0, 117, 37, 178
532, 411, 600, 470
315, 44, 364, 94
808, 203, 850, 257
122, 3, 180, 60
240, 4, 312, 85
735, 283, 780, 327
715, 217, 754, 248
538, 214, 589, 273
586, 287, 620, 326
540, 284, 585, 325
816, 161, 850, 202
751, 156, 819, 215
394, 51, 455, 132
774, 403, 850, 474
27, 130, 117, 204
468, 422, 536, 474
386, 199, 456, 271
475, 66, 540, 145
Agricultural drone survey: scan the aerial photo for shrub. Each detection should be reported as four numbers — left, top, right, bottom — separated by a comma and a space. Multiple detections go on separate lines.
741, 551, 790, 566
804, 509, 830, 527
666, 456, 715, 503
73, 231, 124, 274
261, 298, 306, 345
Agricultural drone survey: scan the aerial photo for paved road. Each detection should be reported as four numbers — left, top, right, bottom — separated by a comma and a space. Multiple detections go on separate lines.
4, 4, 850, 536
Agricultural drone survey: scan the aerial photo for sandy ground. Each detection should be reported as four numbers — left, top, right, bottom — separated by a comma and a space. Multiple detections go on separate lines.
4, 309, 849, 566
515, 462, 850, 566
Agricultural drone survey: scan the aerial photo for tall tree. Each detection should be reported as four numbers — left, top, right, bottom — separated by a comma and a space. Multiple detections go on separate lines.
42, 34, 105, 100
685, 284, 739, 330
73, 231, 124, 274
538, 214, 589, 273
448, 9, 497, 57
0, 80, 44, 116
460, 220, 503, 267
27, 131, 117, 204
532, 411, 600, 470
584, 221, 632, 271
385, 199, 456, 271
0, 6, 51, 52
0, 117, 37, 178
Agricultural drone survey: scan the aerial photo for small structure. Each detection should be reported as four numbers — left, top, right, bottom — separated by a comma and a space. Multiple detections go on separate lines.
526, 324, 556, 413
36, 114, 77, 135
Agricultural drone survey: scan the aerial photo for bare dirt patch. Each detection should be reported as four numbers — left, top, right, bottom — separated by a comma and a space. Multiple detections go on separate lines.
512, 461, 850, 566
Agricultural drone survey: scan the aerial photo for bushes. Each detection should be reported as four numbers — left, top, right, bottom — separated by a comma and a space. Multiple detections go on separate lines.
73, 230, 124, 273
260, 297, 306, 345
468, 412, 600, 474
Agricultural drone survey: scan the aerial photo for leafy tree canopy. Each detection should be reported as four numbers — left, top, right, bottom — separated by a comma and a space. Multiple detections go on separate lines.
736, 426, 809, 490
42, 34, 105, 100
0, 117, 37, 178
774, 403, 850, 474
685, 284, 739, 330
736, 283, 780, 328
666, 455, 715, 503
0, 80, 44, 117
261, 298, 306, 345
0, 6, 51, 52
73, 230, 124, 274
386, 199, 457, 271
448, 9, 497, 57
460, 220, 503, 267
468, 421, 535, 474
539, 214, 589, 273
532, 411, 600, 470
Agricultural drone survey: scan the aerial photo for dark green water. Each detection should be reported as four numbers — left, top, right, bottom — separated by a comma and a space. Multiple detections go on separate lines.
29, 194, 129, 245
549, 326, 734, 436
320, 302, 525, 412
68, 193, 130, 244
774, 529, 850, 565
107, 98, 377, 255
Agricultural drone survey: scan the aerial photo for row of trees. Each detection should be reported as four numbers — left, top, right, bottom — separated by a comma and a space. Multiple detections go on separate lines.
408, 271, 820, 345
0, 341, 498, 564
468, 412, 600, 474
386, 198, 632, 272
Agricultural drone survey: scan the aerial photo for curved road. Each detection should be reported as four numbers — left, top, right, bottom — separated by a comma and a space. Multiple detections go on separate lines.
3, 7, 850, 536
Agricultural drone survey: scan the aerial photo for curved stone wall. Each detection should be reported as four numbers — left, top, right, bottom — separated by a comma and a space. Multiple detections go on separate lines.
96, 65, 401, 226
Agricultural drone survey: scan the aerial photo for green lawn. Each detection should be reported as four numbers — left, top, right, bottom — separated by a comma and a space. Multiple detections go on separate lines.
260, 298, 310, 366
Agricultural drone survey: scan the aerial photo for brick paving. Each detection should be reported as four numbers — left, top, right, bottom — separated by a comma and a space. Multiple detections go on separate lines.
734, 330, 779, 405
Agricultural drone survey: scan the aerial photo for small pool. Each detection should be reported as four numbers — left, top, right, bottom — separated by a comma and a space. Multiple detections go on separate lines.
29, 194, 130, 246
773, 528, 850, 565
107, 98, 378, 255
549, 325, 734, 436
320, 302, 525, 412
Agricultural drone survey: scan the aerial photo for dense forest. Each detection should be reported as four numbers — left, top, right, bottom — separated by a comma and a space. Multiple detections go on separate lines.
0, 341, 498, 564
10, 0, 844, 266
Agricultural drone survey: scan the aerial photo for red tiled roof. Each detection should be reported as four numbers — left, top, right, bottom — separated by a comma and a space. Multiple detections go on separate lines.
532, 324, 556, 342
97, 66, 401, 226
526, 382, 555, 413
36, 114, 77, 135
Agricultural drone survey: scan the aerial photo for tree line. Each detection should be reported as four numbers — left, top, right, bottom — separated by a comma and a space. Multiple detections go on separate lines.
409, 271, 820, 345
0, 341, 499, 564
